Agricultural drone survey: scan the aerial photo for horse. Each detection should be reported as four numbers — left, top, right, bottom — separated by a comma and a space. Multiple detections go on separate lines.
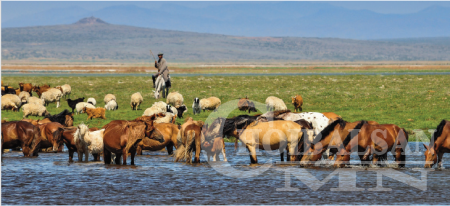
334, 123, 409, 168
74, 123, 105, 162
174, 117, 205, 163
202, 122, 227, 162
300, 119, 368, 167
1, 121, 41, 157
153, 75, 168, 99
36, 122, 65, 153
424, 120, 450, 168
102, 115, 163, 165
136, 123, 179, 155
239, 120, 304, 163
62, 127, 99, 162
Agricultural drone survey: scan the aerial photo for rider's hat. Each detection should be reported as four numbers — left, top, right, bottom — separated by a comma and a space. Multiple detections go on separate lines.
157, 53, 163, 56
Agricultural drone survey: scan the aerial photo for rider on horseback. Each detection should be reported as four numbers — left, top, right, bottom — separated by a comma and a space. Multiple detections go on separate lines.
153, 53, 171, 90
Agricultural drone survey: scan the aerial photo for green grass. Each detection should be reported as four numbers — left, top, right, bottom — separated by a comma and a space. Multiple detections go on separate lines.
2, 75, 450, 141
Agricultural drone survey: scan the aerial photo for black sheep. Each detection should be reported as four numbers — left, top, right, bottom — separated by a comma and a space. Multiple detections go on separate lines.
1, 86, 17, 96
66, 97, 85, 113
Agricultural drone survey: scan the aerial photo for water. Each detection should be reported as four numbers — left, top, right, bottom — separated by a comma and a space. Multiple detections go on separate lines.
2, 70, 450, 77
2, 142, 450, 204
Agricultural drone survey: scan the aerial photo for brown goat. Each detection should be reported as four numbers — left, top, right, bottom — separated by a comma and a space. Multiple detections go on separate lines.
291, 94, 303, 112
83, 107, 106, 120
238, 96, 257, 113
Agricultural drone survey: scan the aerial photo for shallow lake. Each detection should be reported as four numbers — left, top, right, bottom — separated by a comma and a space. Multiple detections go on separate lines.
2, 142, 450, 204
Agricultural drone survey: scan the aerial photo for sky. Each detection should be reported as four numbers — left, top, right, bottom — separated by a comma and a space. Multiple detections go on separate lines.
3, 1, 450, 22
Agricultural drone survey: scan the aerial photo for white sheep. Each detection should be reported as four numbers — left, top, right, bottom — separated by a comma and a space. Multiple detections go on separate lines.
130, 92, 143, 110
265, 96, 287, 111
166, 92, 184, 108
104, 94, 116, 104
1, 98, 18, 111
142, 106, 164, 117
152, 101, 168, 110
87, 98, 96, 106
200, 97, 221, 112
28, 96, 45, 106
56, 84, 71, 99
41, 88, 63, 108
22, 103, 50, 118
154, 112, 176, 124
104, 100, 118, 111
18, 91, 30, 103
192, 97, 201, 115
75, 102, 95, 114
74, 123, 105, 162
2, 94, 21, 110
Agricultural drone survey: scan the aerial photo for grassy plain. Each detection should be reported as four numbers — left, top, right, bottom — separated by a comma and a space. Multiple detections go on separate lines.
2, 74, 450, 141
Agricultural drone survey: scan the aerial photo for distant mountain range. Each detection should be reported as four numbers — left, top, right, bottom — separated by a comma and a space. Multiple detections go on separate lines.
2, 2, 450, 39
2, 17, 450, 62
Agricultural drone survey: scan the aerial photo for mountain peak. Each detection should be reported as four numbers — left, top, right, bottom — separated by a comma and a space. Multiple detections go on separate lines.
74, 17, 108, 25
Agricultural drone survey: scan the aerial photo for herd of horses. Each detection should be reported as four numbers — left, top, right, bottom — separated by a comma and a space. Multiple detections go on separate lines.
2, 99, 450, 169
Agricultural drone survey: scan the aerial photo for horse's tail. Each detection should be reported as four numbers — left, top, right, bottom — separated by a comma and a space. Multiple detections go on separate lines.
30, 126, 42, 157
184, 130, 196, 163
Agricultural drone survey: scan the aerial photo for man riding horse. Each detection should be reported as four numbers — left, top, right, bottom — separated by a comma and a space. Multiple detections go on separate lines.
152, 53, 171, 93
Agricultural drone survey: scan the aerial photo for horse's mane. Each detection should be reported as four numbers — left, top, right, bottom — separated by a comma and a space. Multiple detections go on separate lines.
262, 110, 291, 118
342, 120, 367, 146
313, 118, 346, 143
223, 115, 257, 135
432, 119, 447, 144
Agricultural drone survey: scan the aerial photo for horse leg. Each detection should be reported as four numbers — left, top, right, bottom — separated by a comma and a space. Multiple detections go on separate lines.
122, 149, 128, 165
84, 149, 89, 162
115, 153, 122, 165
78, 149, 83, 162
247, 145, 258, 164
437, 152, 444, 168
194, 138, 201, 163
279, 148, 285, 162
166, 143, 174, 155
130, 148, 136, 165
222, 140, 228, 161
136, 145, 142, 155
394, 147, 406, 167
68, 149, 74, 162
104, 148, 111, 164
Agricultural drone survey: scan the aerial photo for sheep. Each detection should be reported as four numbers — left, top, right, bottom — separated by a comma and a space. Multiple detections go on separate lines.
1, 98, 18, 111
28, 96, 45, 106
87, 98, 96, 106
265, 96, 287, 112
76, 102, 95, 114
67, 97, 85, 113
192, 97, 201, 115
104, 94, 116, 104
18, 91, 30, 103
291, 94, 303, 112
2, 94, 22, 111
165, 104, 178, 117
130, 92, 143, 110
83, 107, 107, 120
152, 101, 168, 110
142, 106, 165, 117
22, 103, 50, 118
166, 92, 184, 108
104, 100, 118, 111
200, 97, 221, 112
41, 88, 63, 108
154, 112, 176, 124
56, 84, 71, 99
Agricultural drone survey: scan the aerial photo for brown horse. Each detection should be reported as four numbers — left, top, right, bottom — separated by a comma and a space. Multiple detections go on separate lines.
102, 116, 162, 165
334, 123, 409, 168
239, 120, 304, 164
322, 112, 342, 122
1, 121, 41, 157
300, 119, 368, 166
136, 123, 179, 155
174, 117, 205, 163
424, 120, 450, 168
36, 122, 65, 153
62, 127, 99, 162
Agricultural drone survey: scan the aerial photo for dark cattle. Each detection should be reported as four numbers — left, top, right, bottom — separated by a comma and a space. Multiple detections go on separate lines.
1, 121, 41, 157
66, 98, 85, 113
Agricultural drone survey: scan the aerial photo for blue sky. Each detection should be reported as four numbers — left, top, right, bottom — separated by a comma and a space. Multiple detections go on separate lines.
3, 1, 450, 22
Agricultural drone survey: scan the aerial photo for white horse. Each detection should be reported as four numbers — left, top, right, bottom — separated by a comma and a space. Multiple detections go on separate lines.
153, 75, 168, 99
73, 123, 105, 162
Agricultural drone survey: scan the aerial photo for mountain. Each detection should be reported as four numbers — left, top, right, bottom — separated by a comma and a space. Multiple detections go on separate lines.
2, 3, 450, 39
2, 18, 450, 62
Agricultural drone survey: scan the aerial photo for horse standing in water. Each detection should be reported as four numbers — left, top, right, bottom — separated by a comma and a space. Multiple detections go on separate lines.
424, 120, 450, 168
1, 121, 41, 157
334, 122, 409, 168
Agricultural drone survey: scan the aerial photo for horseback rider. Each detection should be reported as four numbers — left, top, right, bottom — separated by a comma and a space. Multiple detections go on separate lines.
153, 53, 171, 90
